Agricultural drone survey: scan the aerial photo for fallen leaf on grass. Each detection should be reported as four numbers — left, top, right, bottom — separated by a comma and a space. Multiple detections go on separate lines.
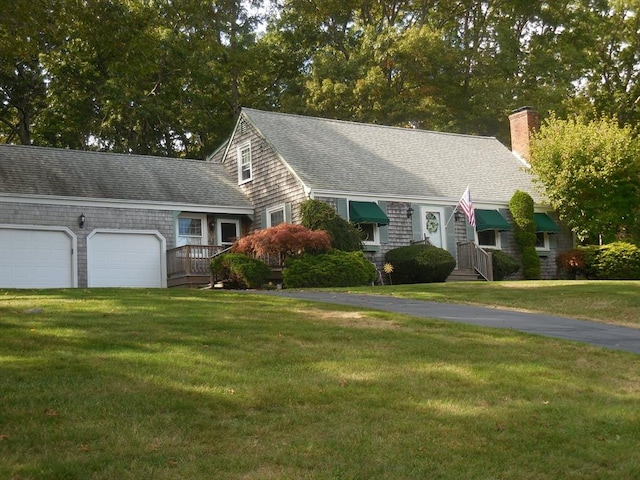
0, 434, 9, 441
79, 444, 89, 452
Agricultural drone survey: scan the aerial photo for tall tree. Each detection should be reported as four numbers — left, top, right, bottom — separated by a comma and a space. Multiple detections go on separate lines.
530, 114, 640, 243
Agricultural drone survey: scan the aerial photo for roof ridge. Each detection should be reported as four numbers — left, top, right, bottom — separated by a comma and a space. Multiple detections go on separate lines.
241, 107, 497, 141
0, 143, 208, 164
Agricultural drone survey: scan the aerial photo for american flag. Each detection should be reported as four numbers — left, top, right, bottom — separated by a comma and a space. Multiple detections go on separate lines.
459, 186, 476, 227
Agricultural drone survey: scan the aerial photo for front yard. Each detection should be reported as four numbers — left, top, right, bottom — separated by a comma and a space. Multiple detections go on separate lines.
1, 286, 639, 479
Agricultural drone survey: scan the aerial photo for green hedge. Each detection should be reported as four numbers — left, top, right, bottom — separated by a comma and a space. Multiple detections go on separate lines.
210, 253, 271, 289
384, 244, 456, 284
283, 250, 376, 288
487, 249, 520, 281
557, 242, 640, 279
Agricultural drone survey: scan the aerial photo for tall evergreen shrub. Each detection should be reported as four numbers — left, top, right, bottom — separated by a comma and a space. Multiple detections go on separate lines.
509, 190, 541, 279
300, 199, 362, 252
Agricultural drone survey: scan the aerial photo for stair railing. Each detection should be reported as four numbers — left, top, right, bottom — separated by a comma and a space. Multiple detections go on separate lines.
456, 242, 493, 281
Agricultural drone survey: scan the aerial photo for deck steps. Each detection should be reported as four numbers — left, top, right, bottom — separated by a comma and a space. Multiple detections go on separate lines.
446, 268, 484, 282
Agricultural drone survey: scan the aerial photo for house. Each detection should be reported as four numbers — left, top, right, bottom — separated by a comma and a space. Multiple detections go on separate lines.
0, 146, 253, 288
211, 107, 573, 280
0, 107, 573, 288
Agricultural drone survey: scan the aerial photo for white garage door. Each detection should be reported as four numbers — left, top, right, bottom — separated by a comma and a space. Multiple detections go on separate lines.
0, 226, 76, 288
87, 230, 166, 288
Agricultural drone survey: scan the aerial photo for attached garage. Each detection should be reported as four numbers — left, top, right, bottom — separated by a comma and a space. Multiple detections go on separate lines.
0, 225, 77, 288
87, 230, 166, 288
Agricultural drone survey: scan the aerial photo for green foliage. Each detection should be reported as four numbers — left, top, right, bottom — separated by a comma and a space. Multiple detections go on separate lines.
384, 244, 456, 284
530, 115, 640, 243
488, 250, 520, 281
4, 2, 639, 154
557, 243, 640, 280
210, 253, 271, 289
521, 249, 542, 280
588, 242, 640, 280
509, 190, 541, 280
300, 199, 362, 252
283, 250, 376, 288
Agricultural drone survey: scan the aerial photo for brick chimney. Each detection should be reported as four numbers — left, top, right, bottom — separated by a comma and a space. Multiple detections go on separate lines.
508, 106, 539, 161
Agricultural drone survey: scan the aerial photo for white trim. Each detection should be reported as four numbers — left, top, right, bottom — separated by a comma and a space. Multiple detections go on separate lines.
476, 229, 502, 249
535, 232, 550, 251
176, 213, 208, 246
86, 229, 167, 288
0, 193, 253, 215
237, 142, 253, 184
310, 189, 532, 209
0, 224, 78, 288
266, 204, 286, 227
216, 218, 241, 247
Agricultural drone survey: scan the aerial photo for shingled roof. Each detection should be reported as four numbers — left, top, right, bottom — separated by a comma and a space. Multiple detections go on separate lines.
0, 144, 253, 210
242, 108, 542, 204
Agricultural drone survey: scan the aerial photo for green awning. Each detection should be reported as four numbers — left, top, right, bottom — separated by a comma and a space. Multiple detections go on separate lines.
475, 209, 511, 232
534, 213, 560, 233
349, 201, 390, 225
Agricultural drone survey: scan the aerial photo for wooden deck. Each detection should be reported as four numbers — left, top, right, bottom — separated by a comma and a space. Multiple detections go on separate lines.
167, 245, 228, 288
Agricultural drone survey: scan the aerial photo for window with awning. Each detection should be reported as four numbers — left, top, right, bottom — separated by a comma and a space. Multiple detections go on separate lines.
534, 213, 560, 233
475, 209, 511, 232
349, 201, 390, 225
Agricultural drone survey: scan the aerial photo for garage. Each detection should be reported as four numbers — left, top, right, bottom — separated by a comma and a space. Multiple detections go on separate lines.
0, 226, 76, 288
87, 230, 166, 288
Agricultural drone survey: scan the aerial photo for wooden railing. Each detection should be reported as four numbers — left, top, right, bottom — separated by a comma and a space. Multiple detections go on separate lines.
456, 242, 493, 281
167, 245, 228, 278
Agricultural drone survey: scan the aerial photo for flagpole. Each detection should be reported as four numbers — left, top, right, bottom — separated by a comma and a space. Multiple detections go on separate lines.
445, 185, 469, 227
444, 203, 459, 228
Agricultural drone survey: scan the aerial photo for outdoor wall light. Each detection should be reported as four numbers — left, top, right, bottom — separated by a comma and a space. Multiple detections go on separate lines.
79, 213, 86, 229
406, 206, 414, 218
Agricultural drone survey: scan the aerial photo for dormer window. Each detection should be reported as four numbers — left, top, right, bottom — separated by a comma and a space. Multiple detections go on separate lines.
237, 142, 252, 184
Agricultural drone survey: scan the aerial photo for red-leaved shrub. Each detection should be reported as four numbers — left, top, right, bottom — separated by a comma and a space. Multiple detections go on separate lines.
232, 223, 331, 260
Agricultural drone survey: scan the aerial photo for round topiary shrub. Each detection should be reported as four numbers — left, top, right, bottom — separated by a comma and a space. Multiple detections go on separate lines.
488, 249, 520, 280
210, 253, 271, 289
384, 244, 456, 284
283, 250, 376, 288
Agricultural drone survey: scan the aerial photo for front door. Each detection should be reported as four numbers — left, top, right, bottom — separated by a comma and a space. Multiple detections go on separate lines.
421, 208, 444, 248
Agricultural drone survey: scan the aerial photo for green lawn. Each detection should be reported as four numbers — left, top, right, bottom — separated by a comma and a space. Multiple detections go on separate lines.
1, 287, 639, 479
339, 280, 640, 328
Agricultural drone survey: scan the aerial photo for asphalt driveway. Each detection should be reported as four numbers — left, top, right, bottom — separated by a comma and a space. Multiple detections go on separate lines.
253, 290, 640, 355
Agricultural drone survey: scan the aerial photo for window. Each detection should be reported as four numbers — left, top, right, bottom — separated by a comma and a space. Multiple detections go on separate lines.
535, 232, 549, 250
348, 201, 389, 246
477, 230, 499, 248
216, 219, 240, 247
267, 205, 285, 227
237, 143, 252, 184
357, 223, 377, 244
177, 215, 205, 246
